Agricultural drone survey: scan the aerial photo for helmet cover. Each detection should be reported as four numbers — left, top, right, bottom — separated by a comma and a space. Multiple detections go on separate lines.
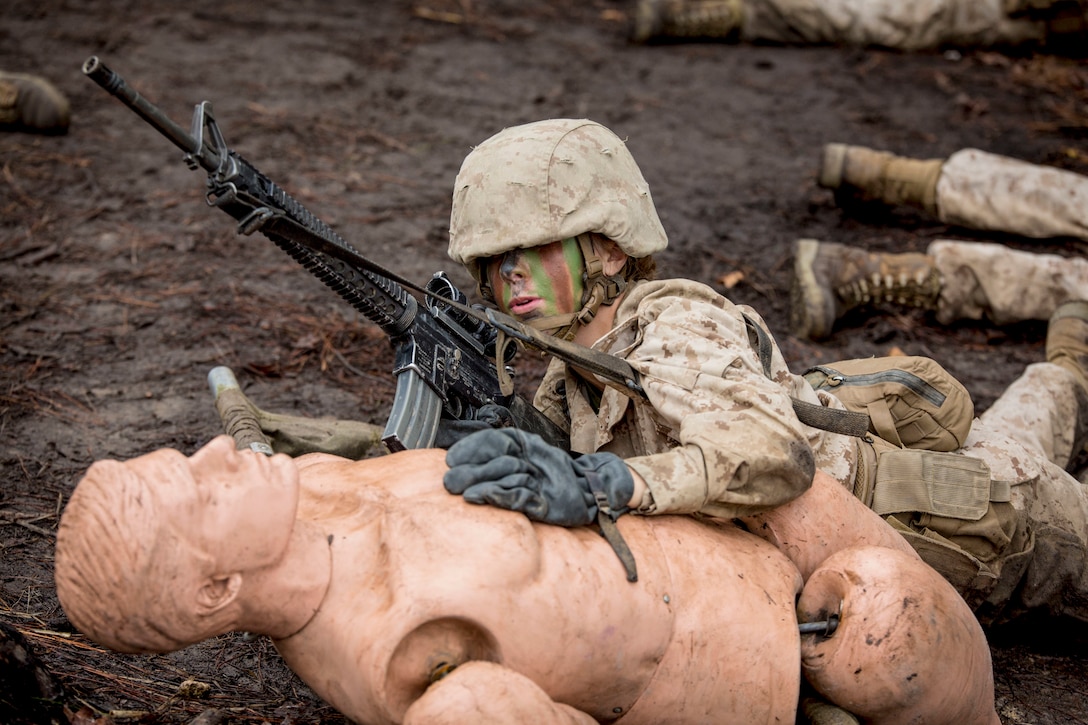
448, 119, 668, 269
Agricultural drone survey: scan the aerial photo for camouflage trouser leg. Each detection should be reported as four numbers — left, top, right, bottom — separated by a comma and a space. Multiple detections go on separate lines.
983, 363, 1082, 469
980, 362, 1088, 621
743, 0, 1045, 48
929, 239, 1088, 325
936, 149, 1088, 241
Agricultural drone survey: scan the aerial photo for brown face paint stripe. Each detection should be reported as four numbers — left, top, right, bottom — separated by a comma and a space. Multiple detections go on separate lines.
528, 244, 567, 312
489, 239, 585, 315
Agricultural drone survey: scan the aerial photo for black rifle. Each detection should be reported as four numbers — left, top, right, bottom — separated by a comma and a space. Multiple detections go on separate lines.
82, 56, 569, 452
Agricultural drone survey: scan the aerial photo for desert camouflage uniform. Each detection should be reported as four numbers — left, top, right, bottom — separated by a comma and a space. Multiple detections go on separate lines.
533, 277, 857, 519
817, 147, 1088, 243
448, 117, 1088, 620
450, 119, 852, 520
792, 152, 1088, 338
931, 239, 1088, 325
924, 159, 1088, 620
736, 0, 1047, 49
935, 150, 1088, 243
953, 361, 1088, 623
532, 275, 1088, 621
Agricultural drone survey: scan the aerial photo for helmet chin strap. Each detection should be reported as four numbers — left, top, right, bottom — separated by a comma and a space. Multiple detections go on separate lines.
527, 233, 627, 342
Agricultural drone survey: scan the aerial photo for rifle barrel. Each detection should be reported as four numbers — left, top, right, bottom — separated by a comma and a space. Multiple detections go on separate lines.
82, 56, 219, 170
80, 57, 572, 450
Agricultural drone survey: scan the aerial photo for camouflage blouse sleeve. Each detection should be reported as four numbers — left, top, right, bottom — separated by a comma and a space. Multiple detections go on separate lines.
621, 290, 815, 518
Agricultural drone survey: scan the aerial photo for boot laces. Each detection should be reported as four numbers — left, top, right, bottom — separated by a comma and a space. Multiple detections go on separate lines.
837, 267, 940, 309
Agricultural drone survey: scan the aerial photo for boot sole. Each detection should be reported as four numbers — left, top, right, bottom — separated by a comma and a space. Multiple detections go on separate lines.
790, 239, 836, 340
818, 143, 849, 190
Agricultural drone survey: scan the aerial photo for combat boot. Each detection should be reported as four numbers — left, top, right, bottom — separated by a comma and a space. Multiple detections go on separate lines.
1046, 300, 1088, 456
819, 143, 943, 215
630, 0, 744, 43
1047, 300, 1088, 392
790, 239, 941, 340
0, 72, 70, 135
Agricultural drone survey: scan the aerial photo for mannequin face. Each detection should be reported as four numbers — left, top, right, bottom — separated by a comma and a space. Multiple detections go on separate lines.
128, 435, 300, 572
54, 437, 308, 653
483, 238, 585, 322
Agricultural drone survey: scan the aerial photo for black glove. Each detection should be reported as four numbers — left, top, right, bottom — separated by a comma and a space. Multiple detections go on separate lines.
433, 404, 515, 449
443, 428, 634, 527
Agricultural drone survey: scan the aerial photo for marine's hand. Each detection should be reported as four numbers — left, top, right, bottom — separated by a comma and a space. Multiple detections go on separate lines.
443, 428, 634, 527
433, 404, 515, 449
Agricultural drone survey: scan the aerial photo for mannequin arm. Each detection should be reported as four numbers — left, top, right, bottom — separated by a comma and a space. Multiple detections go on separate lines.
739, 469, 915, 580
402, 661, 597, 725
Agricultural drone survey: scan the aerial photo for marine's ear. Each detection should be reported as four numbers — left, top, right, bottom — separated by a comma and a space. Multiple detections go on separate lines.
596, 236, 629, 276
196, 573, 242, 614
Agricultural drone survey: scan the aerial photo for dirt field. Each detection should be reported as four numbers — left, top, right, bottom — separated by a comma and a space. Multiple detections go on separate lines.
2, 1, 1088, 723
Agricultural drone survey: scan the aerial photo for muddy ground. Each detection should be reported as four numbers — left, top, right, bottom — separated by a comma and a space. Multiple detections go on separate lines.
2, 1, 1088, 723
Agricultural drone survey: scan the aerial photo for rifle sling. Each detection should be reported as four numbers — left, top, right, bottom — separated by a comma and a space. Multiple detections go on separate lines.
742, 313, 871, 438
260, 205, 870, 440
255, 209, 648, 400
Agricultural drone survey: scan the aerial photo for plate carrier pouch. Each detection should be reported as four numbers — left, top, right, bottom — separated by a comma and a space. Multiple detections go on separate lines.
802, 356, 974, 452
804, 357, 1023, 603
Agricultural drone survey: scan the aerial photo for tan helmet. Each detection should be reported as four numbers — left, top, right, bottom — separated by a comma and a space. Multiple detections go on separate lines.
448, 119, 668, 271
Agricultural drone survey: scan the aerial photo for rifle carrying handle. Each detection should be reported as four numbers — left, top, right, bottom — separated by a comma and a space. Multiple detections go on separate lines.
208, 366, 275, 455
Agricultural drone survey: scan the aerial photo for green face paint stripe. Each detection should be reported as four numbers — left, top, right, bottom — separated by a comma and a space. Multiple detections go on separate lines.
492, 239, 583, 315
561, 237, 585, 304
523, 248, 560, 308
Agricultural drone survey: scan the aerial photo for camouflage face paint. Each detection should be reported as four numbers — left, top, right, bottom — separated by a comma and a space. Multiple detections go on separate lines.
486, 238, 585, 321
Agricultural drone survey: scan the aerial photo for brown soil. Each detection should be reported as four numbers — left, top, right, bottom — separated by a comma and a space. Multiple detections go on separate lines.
2, 1, 1087, 723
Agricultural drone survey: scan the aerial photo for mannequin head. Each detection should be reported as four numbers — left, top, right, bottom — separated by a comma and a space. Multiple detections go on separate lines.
55, 436, 299, 653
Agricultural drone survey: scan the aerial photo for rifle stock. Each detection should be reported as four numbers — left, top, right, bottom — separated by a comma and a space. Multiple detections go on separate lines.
84, 56, 567, 452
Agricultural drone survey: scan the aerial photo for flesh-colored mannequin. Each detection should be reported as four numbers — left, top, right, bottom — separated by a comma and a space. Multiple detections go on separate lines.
54, 436, 999, 724
744, 473, 1000, 725
800, 546, 1000, 725
740, 468, 917, 580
